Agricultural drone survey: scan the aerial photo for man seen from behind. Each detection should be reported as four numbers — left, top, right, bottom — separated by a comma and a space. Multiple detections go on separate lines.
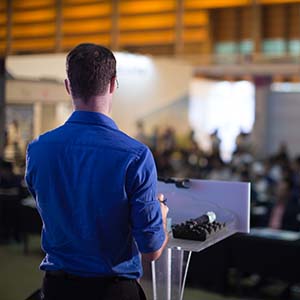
25, 43, 169, 300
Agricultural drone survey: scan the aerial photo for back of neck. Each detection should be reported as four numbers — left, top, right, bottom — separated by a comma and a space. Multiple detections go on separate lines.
73, 96, 111, 116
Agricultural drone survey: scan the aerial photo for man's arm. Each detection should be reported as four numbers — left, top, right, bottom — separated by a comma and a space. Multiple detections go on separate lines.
126, 147, 168, 261
142, 200, 169, 261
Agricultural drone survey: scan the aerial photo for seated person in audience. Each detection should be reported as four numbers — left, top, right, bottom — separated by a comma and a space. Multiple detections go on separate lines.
0, 160, 23, 242
268, 178, 300, 231
0, 160, 21, 187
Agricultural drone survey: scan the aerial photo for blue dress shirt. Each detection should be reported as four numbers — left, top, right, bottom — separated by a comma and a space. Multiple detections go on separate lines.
25, 111, 165, 278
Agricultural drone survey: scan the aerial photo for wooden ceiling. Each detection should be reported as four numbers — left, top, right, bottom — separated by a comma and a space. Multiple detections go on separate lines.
0, 0, 300, 56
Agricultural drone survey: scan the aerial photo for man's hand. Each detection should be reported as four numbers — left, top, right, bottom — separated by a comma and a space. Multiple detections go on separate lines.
157, 193, 169, 230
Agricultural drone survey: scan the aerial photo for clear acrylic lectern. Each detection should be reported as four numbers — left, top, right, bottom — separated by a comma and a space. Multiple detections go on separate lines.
140, 179, 250, 300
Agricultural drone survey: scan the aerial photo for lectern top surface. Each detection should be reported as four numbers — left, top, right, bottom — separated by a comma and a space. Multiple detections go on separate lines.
157, 179, 250, 233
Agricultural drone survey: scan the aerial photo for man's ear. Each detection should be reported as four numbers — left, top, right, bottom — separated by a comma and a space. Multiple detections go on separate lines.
64, 79, 71, 95
109, 77, 116, 94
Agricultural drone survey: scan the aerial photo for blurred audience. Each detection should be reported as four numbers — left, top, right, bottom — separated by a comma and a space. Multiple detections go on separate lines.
235, 130, 252, 154
135, 120, 148, 145
209, 129, 221, 159
0, 159, 26, 243
1, 124, 300, 247
267, 178, 300, 231
135, 125, 300, 232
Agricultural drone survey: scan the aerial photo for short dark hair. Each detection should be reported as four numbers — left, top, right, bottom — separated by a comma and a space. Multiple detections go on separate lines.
66, 43, 116, 103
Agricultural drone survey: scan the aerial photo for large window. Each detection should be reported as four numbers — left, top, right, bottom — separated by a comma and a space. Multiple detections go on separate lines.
189, 79, 255, 161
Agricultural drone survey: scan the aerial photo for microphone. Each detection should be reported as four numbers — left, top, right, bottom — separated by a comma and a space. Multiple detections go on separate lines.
172, 211, 224, 241
194, 211, 216, 225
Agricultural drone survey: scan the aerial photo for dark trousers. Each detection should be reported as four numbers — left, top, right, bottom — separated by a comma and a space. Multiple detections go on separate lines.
42, 272, 147, 300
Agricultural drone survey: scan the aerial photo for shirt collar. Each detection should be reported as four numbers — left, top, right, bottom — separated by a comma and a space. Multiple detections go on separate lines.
66, 111, 118, 130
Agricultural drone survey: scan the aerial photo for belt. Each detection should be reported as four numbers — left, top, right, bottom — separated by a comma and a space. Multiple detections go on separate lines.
45, 270, 132, 282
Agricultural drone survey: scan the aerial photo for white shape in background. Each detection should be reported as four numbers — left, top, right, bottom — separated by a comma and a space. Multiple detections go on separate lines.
114, 52, 154, 77
271, 82, 300, 93
113, 52, 157, 103
189, 79, 255, 161
7, 53, 67, 81
7, 52, 155, 82
7, 52, 193, 136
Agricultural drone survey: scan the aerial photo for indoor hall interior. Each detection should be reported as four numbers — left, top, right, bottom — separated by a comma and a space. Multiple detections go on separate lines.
1, 1, 300, 300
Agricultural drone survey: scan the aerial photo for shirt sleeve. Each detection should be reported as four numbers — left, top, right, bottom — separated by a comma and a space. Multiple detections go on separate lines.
126, 147, 165, 254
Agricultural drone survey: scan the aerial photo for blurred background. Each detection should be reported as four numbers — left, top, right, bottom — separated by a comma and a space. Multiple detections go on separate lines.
1, 0, 300, 299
